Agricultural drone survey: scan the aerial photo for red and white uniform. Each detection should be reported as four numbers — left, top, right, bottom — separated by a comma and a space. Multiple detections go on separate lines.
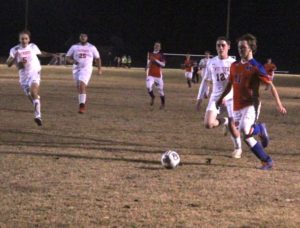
184, 59, 193, 79
66, 42, 100, 85
9, 43, 42, 90
146, 52, 166, 96
199, 56, 236, 117
264, 63, 277, 80
229, 59, 271, 134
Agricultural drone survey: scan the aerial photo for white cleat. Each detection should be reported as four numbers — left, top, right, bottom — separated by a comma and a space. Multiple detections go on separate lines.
232, 148, 242, 159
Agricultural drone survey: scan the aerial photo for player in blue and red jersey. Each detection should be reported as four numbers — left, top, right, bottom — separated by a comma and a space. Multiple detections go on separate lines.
216, 34, 287, 170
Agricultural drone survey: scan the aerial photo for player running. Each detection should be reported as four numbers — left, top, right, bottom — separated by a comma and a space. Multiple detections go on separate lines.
216, 34, 287, 170
146, 41, 166, 109
183, 54, 193, 88
196, 37, 242, 158
6, 30, 56, 126
66, 33, 102, 114
264, 58, 277, 90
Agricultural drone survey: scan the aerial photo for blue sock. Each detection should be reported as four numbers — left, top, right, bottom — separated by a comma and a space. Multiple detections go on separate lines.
251, 142, 272, 162
252, 123, 261, 135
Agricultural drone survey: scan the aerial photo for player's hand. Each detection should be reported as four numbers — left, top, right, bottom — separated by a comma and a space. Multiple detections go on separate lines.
196, 99, 202, 111
215, 99, 222, 110
17, 62, 25, 69
98, 68, 102, 76
277, 105, 287, 115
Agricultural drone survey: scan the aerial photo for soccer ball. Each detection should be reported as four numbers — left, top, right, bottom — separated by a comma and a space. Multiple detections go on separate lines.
161, 150, 180, 169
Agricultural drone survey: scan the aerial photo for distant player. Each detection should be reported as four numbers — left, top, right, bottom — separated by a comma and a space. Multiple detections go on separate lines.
6, 30, 56, 126
198, 51, 211, 98
192, 60, 199, 83
66, 33, 102, 114
183, 54, 193, 88
196, 37, 242, 158
146, 41, 166, 109
264, 58, 277, 90
216, 34, 287, 170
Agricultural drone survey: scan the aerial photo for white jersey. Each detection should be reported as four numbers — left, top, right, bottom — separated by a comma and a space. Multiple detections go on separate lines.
199, 57, 210, 69
9, 43, 42, 75
205, 56, 235, 101
66, 42, 100, 72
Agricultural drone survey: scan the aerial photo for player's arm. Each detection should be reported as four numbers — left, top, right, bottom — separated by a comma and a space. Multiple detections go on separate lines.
95, 57, 102, 75
269, 82, 287, 114
154, 58, 165, 67
38, 51, 58, 58
6, 56, 15, 67
216, 81, 232, 109
65, 56, 78, 65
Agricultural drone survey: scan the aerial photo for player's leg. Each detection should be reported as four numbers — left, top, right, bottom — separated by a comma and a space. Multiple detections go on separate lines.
77, 71, 91, 114
156, 78, 165, 109
241, 106, 273, 170
185, 72, 192, 88
146, 76, 155, 105
204, 100, 226, 129
30, 80, 42, 126
225, 99, 242, 158
77, 80, 87, 114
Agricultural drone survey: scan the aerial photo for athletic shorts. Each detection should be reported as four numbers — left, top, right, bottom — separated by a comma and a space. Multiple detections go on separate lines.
73, 69, 93, 86
206, 98, 234, 118
19, 71, 41, 95
185, 72, 193, 79
146, 75, 164, 96
233, 104, 261, 135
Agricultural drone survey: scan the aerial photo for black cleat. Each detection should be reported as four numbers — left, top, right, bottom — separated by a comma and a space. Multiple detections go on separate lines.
34, 117, 42, 126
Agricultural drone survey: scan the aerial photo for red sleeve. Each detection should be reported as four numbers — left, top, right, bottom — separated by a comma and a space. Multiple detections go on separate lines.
229, 64, 234, 83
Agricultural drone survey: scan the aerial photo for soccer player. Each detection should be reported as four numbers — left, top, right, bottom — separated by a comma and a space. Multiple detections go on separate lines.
198, 51, 211, 98
66, 33, 102, 114
216, 34, 287, 170
146, 41, 166, 109
264, 58, 277, 90
196, 37, 242, 158
6, 30, 56, 126
183, 54, 193, 88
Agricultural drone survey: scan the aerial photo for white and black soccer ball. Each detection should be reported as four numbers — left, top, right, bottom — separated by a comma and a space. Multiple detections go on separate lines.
161, 150, 180, 169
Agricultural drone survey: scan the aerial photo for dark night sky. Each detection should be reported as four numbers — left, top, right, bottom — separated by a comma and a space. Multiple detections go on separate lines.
1, 0, 299, 72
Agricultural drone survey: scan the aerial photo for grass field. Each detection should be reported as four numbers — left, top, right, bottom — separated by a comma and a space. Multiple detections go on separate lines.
0, 65, 299, 227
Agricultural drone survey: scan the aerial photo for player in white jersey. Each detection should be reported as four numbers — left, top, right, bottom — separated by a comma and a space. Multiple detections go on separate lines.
6, 30, 56, 126
66, 33, 102, 114
196, 37, 242, 158
198, 51, 211, 99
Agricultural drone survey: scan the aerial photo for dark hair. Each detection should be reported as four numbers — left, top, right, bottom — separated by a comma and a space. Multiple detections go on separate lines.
237, 33, 257, 54
216, 36, 231, 45
19, 30, 31, 37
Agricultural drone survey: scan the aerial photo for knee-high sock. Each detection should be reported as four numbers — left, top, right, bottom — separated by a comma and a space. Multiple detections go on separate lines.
231, 136, 242, 149
33, 98, 41, 118
79, 94, 87, 104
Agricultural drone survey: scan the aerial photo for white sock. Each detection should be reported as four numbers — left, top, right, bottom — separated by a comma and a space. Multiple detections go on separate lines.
231, 136, 242, 149
79, 94, 86, 104
33, 98, 41, 118
223, 117, 229, 126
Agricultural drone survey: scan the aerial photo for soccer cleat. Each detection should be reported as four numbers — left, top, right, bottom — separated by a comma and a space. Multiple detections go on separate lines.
259, 123, 269, 148
159, 104, 165, 110
259, 160, 273, 170
34, 117, 42, 126
232, 148, 242, 159
78, 103, 86, 114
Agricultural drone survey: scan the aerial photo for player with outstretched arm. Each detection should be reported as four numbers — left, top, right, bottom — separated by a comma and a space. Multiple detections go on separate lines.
6, 30, 57, 126
196, 36, 242, 158
216, 34, 287, 170
66, 33, 102, 114
146, 41, 166, 109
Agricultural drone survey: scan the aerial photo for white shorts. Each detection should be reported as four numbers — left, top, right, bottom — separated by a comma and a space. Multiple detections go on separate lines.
73, 69, 92, 86
206, 98, 234, 118
19, 71, 41, 94
185, 72, 193, 79
146, 75, 164, 96
233, 104, 261, 135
